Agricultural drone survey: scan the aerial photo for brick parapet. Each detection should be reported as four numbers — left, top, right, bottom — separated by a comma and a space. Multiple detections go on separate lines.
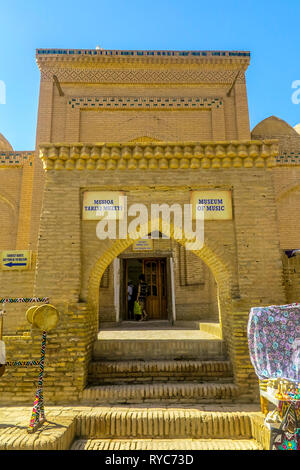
39, 140, 278, 171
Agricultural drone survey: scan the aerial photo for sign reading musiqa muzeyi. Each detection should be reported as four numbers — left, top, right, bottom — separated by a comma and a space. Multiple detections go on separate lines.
82, 191, 125, 220
191, 190, 232, 220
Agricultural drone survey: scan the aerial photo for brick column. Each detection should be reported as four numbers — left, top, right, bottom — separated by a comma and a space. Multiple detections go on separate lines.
30, 80, 54, 250
16, 161, 35, 249
34, 173, 81, 303
234, 80, 251, 140
211, 106, 226, 140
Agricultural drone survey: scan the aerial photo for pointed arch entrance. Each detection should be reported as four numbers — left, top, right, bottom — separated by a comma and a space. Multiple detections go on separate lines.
87, 217, 233, 344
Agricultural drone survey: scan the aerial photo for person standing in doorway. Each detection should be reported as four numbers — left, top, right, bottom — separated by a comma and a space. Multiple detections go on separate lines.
137, 273, 148, 321
128, 280, 134, 320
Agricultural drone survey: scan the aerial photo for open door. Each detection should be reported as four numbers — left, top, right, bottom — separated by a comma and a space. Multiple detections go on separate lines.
143, 259, 167, 319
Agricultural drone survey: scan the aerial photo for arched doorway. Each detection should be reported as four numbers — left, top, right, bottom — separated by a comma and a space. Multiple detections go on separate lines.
99, 238, 220, 325
87, 217, 233, 345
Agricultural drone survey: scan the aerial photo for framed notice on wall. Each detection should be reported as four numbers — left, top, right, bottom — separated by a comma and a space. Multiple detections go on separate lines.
132, 238, 153, 251
82, 191, 125, 220
0, 250, 32, 271
191, 190, 232, 220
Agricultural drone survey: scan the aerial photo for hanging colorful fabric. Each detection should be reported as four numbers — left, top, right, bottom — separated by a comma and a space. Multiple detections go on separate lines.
247, 303, 300, 382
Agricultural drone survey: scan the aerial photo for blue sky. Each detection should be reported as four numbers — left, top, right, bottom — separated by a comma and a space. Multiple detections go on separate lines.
0, 0, 299, 150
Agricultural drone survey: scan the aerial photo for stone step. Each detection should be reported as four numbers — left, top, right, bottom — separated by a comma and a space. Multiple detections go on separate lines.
92, 338, 225, 361
71, 438, 263, 450
88, 360, 233, 385
81, 382, 239, 404
74, 408, 259, 440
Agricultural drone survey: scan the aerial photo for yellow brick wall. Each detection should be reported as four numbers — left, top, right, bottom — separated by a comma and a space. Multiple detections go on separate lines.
26, 53, 252, 255
48, 82, 248, 143
0, 168, 22, 247
252, 128, 300, 300
14, 164, 282, 402
29, 80, 54, 250
16, 161, 35, 249
0, 253, 36, 334
272, 167, 300, 249
80, 110, 213, 142
0, 199, 17, 249
282, 253, 300, 303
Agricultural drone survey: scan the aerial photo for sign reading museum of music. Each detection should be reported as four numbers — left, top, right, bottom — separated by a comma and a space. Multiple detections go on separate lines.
191, 191, 232, 220
1, 250, 32, 271
82, 191, 125, 220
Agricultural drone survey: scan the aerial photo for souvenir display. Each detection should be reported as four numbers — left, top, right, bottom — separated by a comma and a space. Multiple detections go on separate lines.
248, 303, 300, 450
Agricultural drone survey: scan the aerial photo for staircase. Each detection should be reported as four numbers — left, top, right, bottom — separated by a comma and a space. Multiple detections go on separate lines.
69, 408, 265, 450
74, 323, 267, 450
82, 323, 238, 404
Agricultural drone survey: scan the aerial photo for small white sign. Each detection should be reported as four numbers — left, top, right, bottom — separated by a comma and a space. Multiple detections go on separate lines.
191, 191, 232, 220
1, 251, 31, 271
132, 238, 153, 251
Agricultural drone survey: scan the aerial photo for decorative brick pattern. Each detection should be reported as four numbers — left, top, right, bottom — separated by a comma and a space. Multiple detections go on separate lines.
276, 152, 300, 164
39, 141, 278, 171
0, 151, 34, 167
40, 68, 247, 84
68, 96, 224, 110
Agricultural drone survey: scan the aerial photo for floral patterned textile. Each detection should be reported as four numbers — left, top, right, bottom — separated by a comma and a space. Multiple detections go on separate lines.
248, 304, 300, 382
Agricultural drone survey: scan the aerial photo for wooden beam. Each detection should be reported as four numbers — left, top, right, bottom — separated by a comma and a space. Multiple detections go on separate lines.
53, 75, 64, 97
226, 70, 241, 97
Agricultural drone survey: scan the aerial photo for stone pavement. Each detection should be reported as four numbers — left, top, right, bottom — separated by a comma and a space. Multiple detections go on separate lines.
93, 323, 225, 361
0, 403, 268, 450
97, 326, 217, 341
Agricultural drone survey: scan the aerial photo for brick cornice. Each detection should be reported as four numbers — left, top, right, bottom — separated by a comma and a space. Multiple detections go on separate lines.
36, 49, 250, 69
39, 140, 278, 171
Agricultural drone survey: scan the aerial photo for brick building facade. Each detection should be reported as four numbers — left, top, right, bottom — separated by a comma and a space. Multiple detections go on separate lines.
0, 49, 299, 405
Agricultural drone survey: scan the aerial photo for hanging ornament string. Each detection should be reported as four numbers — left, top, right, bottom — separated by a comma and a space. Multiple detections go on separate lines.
6, 360, 40, 367
0, 298, 49, 304
1, 303, 59, 433
28, 330, 47, 433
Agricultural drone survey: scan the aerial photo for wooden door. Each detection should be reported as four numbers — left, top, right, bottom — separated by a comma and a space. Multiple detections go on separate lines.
143, 259, 167, 319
